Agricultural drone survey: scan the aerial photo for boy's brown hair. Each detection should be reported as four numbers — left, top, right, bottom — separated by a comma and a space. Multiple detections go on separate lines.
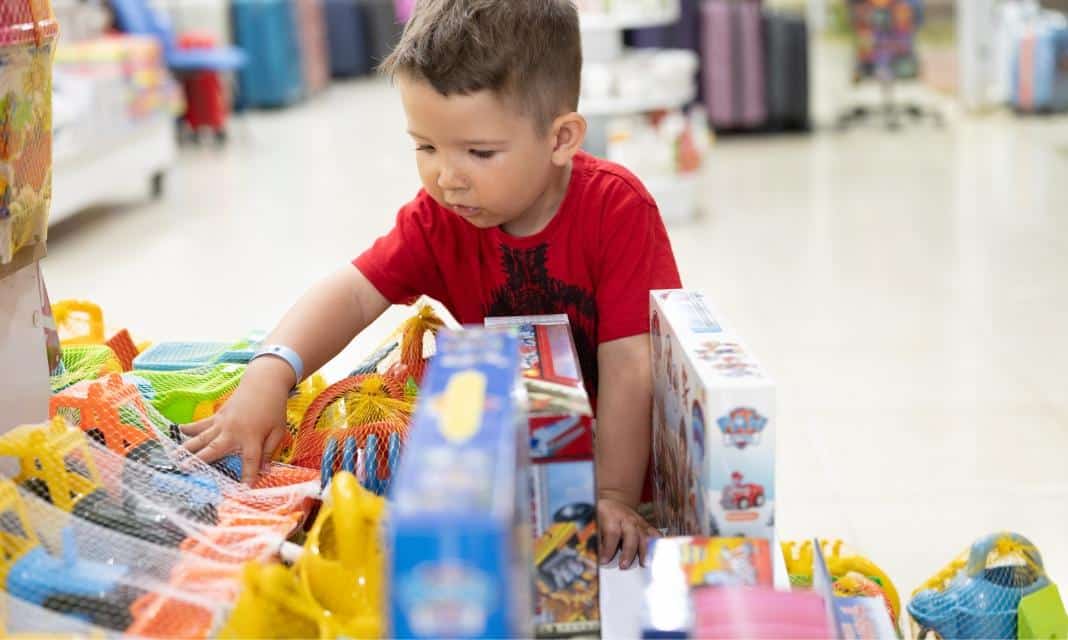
379, 0, 582, 133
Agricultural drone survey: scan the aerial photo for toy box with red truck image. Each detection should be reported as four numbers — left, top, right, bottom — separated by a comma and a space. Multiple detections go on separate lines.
485, 315, 600, 637
650, 290, 775, 540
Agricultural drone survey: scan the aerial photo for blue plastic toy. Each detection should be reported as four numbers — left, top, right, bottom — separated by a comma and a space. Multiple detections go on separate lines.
133, 338, 262, 371
0, 485, 136, 631
908, 532, 1051, 639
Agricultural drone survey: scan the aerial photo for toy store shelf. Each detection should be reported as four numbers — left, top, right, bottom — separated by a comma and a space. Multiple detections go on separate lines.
51, 115, 177, 225
580, 82, 696, 117
580, 2, 680, 32
644, 171, 701, 222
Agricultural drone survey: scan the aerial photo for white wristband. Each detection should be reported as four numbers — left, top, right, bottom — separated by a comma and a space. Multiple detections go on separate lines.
250, 344, 304, 386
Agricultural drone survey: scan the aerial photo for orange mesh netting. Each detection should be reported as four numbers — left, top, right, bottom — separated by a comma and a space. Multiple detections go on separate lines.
50, 375, 318, 519
279, 305, 446, 493
286, 371, 413, 489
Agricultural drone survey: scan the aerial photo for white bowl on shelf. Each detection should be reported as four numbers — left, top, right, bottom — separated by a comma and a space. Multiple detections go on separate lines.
645, 172, 700, 223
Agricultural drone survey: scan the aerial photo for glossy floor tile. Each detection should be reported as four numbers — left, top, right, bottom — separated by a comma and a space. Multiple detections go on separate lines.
41, 67, 1068, 614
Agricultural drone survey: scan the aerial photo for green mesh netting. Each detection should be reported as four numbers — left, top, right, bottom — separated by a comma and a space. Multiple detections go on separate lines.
50, 345, 123, 392
132, 364, 246, 424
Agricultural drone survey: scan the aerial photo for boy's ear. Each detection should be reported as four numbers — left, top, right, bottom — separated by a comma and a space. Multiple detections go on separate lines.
550, 112, 587, 166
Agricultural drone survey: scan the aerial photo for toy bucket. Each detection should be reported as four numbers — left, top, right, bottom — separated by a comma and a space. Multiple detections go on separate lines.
0, 0, 58, 271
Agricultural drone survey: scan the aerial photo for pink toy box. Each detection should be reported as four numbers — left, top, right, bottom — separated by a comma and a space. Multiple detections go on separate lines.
650, 290, 775, 539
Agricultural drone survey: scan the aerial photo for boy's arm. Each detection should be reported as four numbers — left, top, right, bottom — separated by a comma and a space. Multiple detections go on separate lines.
596, 333, 659, 569
182, 265, 389, 481
259, 265, 389, 383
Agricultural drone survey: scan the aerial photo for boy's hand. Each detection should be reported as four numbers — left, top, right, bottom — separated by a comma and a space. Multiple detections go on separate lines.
598, 496, 659, 570
180, 358, 293, 484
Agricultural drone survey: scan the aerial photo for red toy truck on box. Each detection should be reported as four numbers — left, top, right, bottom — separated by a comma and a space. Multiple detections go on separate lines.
485, 315, 600, 637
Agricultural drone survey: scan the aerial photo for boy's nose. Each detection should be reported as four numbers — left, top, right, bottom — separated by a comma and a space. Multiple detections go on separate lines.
437, 167, 466, 191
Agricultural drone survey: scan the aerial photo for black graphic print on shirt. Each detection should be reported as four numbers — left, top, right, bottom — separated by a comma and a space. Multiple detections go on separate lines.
485, 244, 600, 398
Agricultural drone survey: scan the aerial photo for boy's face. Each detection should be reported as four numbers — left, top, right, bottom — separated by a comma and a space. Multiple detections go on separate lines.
398, 74, 575, 236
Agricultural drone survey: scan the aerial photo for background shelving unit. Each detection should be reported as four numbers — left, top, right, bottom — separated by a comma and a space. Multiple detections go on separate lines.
578, 0, 702, 222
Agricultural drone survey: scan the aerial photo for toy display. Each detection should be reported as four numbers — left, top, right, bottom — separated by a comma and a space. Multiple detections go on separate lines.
9, 479, 239, 638
220, 471, 387, 639
908, 532, 1064, 640
13, 293, 1068, 640
389, 329, 532, 639
809, 539, 898, 639
50, 375, 318, 514
50, 344, 123, 393
282, 305, 444, 495
132, 338, 261, 371
0, 0, 58, 273
650, 289, 775, 539
0, 419, 303, 564
485, 314, 599, 636
641, 537, 773, 637
781, 538, 902, 624
52, 300, 150, 372
286, 370, 414, 496
132, 363, 246, 423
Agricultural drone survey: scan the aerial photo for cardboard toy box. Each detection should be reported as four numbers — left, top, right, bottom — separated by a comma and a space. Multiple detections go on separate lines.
485, 315, 600, 637
812, 540, 898, 639
641, 537, 774, 638
650, 290, 775, 539
388, 329, 532, 639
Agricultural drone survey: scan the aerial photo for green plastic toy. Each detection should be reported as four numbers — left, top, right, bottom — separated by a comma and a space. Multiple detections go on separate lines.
132, 364, 246, 424
50, 345, 123, 393
1019, 584, 1068, 640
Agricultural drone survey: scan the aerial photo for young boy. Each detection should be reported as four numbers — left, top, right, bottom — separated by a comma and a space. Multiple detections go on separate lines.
181, 0, 681, 570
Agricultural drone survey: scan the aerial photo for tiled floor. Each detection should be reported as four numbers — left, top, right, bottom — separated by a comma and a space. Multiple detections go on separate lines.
42, 65, 1068, 610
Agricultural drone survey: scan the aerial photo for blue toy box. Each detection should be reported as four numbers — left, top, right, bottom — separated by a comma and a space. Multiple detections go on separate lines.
388, 329, 532, 639
650, 290, 776, 540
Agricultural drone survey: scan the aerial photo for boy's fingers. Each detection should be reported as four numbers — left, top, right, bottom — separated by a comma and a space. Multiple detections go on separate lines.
262, 427, 286, 469
241, 440, 264, 485
197, 434, 235, 464
182, 425, 221, 454
638, 525, 658, 567
618, 521, 640, 570
600, 520, 621, 565
179, 417, 214, 437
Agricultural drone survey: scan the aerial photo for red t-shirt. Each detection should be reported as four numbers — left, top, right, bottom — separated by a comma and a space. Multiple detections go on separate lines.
354, 151, 682, 399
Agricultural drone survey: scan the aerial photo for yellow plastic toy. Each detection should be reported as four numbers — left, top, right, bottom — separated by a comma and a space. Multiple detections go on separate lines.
0, 480, 42, 587
0, 417, 102, 513
781, 539, 902, 623
296, 470, 386, 637
52, 300, 106, 345
219, 471, 387, 639
52, 299, 150, 353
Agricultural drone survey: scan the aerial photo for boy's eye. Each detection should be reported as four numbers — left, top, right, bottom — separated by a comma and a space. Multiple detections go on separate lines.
470, 149, 496, 159
415, 145, 435, 153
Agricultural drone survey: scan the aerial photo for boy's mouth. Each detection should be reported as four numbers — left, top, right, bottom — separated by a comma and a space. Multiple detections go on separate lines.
450, 204, 482, 218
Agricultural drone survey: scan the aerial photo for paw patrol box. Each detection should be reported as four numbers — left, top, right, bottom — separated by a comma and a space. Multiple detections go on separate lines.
650, 290, 775, 539
388, 329, 532, 639
485, 315, 599, 637
641, 537, 774, 638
